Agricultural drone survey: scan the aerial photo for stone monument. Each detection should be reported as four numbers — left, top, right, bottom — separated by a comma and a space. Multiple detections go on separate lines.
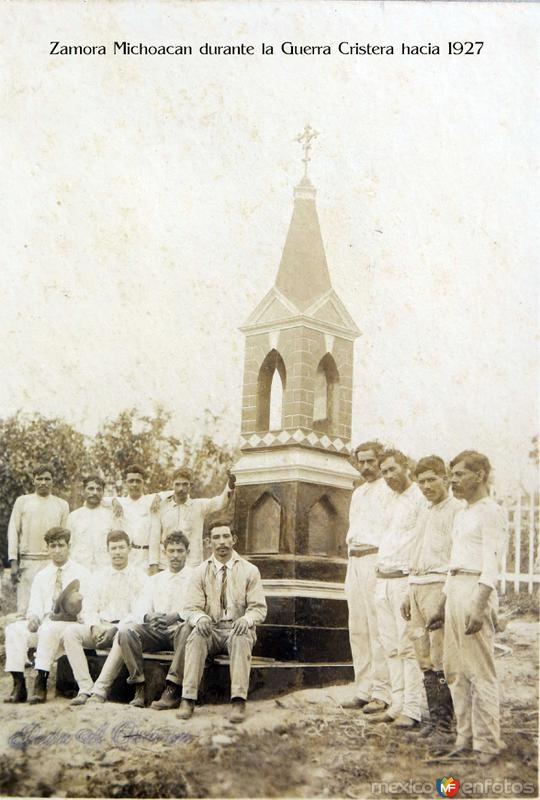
233, 128, 360, 681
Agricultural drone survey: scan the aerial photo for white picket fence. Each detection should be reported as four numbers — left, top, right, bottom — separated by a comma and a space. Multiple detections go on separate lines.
497, 491, 539, 595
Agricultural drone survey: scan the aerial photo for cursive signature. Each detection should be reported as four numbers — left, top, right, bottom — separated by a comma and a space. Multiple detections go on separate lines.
8, 722, 193, 751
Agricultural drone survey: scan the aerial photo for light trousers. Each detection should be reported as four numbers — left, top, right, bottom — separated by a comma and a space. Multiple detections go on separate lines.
375, 576, 425, 721
409, 582, 445, 671
4, 620, 37, 672
182, 623, 256, 701
345, 554, 391, 704
62, 623, 120, 696
444, 574, 502, 755
91, 636, 125, 699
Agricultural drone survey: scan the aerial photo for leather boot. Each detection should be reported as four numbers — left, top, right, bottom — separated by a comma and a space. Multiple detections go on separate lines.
28, 670, 48, 704
435, 671, 454, 734
151, 682, 182, 710
417, 670, 438, 738
129, 683, 146, 708
4, 672, 27, 703
177, 698, 195, 720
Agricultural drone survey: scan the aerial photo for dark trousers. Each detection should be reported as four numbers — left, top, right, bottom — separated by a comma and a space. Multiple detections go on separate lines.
117, 622, 191, 686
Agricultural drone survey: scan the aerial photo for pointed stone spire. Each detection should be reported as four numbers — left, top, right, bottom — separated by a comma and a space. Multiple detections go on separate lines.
274, 175, 332, 312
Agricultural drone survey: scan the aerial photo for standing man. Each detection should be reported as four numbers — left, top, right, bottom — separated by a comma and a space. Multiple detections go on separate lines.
373, 449, 427, 729
68, 475, 113, 571
342, 441, 392, 713
8, 464, 70, 613
150, 467, 236, 569
111, 464, 162, 573
400, 456, 463, 737
441, 450, 507, 765
112, 531, 194, 710
3, 527, 90, 703
177, 523, 267, 723
62, 530, 147, 706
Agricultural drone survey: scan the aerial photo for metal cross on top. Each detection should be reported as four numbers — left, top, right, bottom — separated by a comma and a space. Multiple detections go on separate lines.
296, 124, 319, 178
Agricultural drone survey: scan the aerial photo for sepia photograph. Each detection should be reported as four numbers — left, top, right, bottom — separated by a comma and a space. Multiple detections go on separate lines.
0, 2, 538, 798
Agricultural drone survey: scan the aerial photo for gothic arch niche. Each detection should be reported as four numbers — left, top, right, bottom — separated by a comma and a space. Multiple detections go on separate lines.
313, 353, 340, 433
257, 349, 286, 431
247, 492, 281, 554
307, 495, 336, 556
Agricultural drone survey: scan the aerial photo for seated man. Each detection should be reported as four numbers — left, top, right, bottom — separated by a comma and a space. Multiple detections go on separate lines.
62, 529, 147, 705
177, 523, 267, 724
4, 527, 90, 704
114, 531, 194, 709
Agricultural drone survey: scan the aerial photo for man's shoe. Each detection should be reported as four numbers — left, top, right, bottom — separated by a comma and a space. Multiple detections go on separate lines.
129, 684, 146, 708
88, 693, 106, 704
362, 699, 389, 715
71, 693, 90, 707
28, 670, 48, 704
341, 697, 368, 710
230, 698, 246, 724
151, 683, 182, 710
177, 698, 195, 720
393, 714, 421, 729
4, 673, 27, 704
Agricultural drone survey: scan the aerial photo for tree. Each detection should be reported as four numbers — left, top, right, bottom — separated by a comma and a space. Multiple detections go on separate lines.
0, 412, 88, 561
87, 406, 182, 493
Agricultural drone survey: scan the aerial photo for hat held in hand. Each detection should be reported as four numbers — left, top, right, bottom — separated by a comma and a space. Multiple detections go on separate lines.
50, 579, 83, 621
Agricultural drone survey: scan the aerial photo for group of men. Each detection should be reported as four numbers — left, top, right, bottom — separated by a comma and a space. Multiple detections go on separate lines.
2, 445, 508, 752
3, 463, 266, 722
344, 443, 507, 766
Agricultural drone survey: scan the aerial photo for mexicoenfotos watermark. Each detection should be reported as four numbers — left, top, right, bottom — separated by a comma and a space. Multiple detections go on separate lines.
371, 778, 536, 796
7, 722, 194, 751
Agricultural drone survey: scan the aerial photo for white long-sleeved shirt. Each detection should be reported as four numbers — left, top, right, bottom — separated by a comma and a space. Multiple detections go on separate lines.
68, 504, 113, 571
150, 486, 231, 567
377, 482, 428, 573
409, 496, 464, 584
82, 564, 147, 626
27, 559, 91, 622
448, 497, 508, 590
8, 493, 70, 561
345, 478, 394, 550
133, 566, 194, 623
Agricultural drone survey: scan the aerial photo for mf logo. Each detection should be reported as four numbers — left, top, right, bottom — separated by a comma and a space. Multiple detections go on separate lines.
436, 777, 460, 798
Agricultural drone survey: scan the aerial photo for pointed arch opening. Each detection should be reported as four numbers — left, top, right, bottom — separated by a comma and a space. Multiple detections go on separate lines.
247, 491, 282, 554
257, 349, 286, 431
307, 494, 337, 556
313, 353, 340, 433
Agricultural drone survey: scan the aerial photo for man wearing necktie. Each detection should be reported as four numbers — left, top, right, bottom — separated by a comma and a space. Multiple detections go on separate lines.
177, 522, 267, 723
3, 527, 90, 704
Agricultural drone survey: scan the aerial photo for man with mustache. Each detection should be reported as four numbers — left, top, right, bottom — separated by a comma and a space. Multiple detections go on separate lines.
400, 456, 462, 738
342, 441, 392, 713
438, 451, 507, 766
177, 523, 267, 723
8, 464, 70, 613
372, 449, 427, 729
68, 475, 113, 571
150, 467, 236, 569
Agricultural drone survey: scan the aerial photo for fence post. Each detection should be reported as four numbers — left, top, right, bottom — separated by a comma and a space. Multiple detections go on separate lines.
514, 494, 522, 594
529, 492, 536, 594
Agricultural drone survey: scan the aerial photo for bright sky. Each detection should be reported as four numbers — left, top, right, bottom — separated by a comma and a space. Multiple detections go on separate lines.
1, 2, 538, 491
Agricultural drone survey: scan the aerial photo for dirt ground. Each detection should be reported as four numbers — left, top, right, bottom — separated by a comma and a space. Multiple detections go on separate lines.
0, 609, 537, 798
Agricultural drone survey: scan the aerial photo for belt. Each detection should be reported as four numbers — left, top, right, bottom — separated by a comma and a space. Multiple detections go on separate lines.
349, 547, 379, 558
449, 569, 481, 576
376, 570, 409, 579
131, 544, 149, 550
